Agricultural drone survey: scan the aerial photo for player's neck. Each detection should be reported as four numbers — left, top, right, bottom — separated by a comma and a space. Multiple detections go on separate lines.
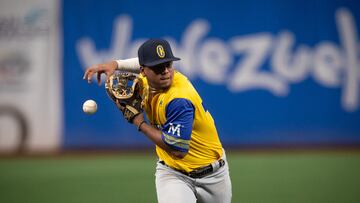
149, 86, 161, 94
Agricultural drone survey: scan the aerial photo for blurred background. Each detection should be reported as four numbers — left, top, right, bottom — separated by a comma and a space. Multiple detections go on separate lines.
1, 0, 360, 202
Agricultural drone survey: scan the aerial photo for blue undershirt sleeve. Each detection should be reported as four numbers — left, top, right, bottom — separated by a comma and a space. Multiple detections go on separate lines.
161, 98, 195, 152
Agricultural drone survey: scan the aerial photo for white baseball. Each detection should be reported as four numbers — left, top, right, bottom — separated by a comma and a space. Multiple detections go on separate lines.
83, 99, 97, 114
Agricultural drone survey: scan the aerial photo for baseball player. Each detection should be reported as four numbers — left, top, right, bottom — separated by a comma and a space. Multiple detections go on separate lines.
84, 38, 232, 203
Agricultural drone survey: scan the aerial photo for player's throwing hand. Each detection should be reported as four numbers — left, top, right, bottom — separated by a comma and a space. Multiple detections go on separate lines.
83, 61, 118, 85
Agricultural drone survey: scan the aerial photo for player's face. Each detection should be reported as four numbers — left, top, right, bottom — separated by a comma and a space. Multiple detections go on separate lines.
142, 62, 174, 90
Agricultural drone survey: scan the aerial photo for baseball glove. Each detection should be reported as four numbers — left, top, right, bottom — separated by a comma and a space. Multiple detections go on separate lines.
105, 72, 144, 123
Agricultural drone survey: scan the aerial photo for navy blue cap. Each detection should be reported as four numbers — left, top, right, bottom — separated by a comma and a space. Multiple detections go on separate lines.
138, 38, 180, 67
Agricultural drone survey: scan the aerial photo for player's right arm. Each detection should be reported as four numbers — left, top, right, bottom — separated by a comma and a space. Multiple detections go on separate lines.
83, 58, 140, 85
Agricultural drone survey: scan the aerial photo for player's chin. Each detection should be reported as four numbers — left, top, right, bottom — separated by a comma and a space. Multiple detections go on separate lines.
158, 78, 172, 89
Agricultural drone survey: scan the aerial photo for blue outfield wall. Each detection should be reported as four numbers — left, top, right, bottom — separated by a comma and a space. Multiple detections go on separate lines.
62, 0, 360, 149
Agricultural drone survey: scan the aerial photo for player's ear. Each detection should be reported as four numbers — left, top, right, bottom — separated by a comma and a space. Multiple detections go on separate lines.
140, 66, 146, 76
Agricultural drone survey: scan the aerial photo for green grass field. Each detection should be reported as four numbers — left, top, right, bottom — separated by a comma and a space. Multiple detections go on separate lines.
1, 151, 360, 203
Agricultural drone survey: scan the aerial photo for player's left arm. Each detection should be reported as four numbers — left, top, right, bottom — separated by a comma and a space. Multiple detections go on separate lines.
161, 98, 194, 154
133, 98, 194, 159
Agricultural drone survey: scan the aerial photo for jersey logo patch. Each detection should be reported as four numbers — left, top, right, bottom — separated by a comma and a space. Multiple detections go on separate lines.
168, 123, 181, 137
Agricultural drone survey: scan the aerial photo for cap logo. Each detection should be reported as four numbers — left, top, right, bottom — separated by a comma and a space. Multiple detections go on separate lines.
156, 45, 165, 58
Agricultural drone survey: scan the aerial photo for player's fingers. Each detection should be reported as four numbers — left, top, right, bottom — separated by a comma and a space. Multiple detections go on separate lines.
105, 69, 114, 82
85, 70, 95, 83
83, 69, 91, 81
97, 72, 103, 86
84, 66, 99, 83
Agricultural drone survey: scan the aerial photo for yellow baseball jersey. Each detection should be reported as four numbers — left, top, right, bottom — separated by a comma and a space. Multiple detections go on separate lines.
141, 71, 223, 172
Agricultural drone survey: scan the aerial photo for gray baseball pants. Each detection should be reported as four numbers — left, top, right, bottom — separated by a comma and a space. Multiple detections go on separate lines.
155, 150, 232, 203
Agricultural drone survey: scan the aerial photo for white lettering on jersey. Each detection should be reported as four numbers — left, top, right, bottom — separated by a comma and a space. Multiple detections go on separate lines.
168, 123, 181, 137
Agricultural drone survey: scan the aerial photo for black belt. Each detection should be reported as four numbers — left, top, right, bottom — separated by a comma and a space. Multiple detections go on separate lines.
159, 159, 225, 179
